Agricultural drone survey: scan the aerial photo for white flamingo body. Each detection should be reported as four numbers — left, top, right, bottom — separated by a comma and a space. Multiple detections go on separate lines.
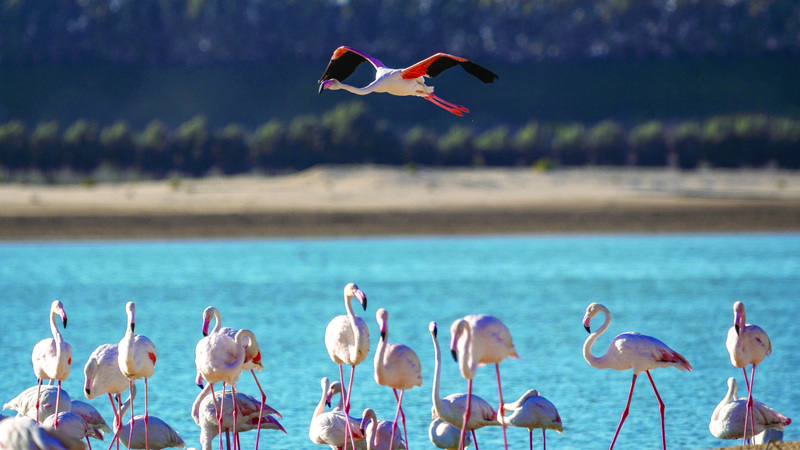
70, 400, 110, 443
318, 46, 498, 116
374, 308, 422, 450
503, 390, 562, 450
31, 300, 71, 427
428, 418, 471, 449
309, 378, 365, 449
42, 412, 96, 442
3, 385, 72, 422
359, 408, 406, 450
725, 301, 772, 445
0, 415, 84, 450
582, 302, 692, 450
709, 377, 790, 441
118, 416, 185, 450
84, 344, 129, 400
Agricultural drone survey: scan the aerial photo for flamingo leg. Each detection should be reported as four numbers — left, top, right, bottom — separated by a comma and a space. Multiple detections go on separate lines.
231, 386, 240, 450
424, 94, 467, 116
392, 389, 409, 449
107, 394, 120, 450
459, 378, 473, 450
529, 429, 533, 450
35, 380, 43, 425
609, 373, 638, 450
85, 436, 93, 450
216, 383, 225, 450
250, 370, 266, 450
144, 378, 150, 450
389, 389, 405, 450
542, 429, 547, 450
495, 363, 508, 450
128, 380, 135, 450
338, 364, 354, 450
54, 380, 63, 428
744, 365, 758, 446
346, 365, 358, 450
645, 370, 666, 450
471, 429, 479, 450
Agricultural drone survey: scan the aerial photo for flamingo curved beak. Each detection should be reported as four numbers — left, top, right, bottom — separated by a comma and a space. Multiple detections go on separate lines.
355, 290, 367, 311
734, 324, 740, 335
451, 349, 458, 362
585, 325, 591, 333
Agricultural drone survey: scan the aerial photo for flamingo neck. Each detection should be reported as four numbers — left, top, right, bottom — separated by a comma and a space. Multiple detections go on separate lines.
50, 310, 64, 363
312, 380, 330, 419
191, 383, 214, 425
335, 82, 375, 96
211, 308, 222, 335
456, 322, 477, 379
116, 385, 136, 427
712, 379, 737, 421
364, 411, 378, 448
228, 330, 252, 371
431, 332, 447, 420
344, 293, 362, 362
375, 319, 388, 382
583, 306, 613, 369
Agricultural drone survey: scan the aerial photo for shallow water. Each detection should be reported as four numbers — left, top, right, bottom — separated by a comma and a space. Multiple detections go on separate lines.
1, 234, 798, 449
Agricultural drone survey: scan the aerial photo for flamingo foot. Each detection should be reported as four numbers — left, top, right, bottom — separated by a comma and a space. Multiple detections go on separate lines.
425, 94, 469, 116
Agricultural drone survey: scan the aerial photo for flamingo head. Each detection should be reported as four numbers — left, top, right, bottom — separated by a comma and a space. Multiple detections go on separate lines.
201, 306, 216, 336
195, 372, 204, 389
125, 301, 136, 333
376, 308, 388, 341
328, 380, 343, 402
51, 300, 68, 328
318, 79, 340, 94
359, 408, 376, 434
449, 318, 468, 362
583, 302, 604, 333
345, 283, 367, 311
429, 321, 437, 338
732, 301, 745, 335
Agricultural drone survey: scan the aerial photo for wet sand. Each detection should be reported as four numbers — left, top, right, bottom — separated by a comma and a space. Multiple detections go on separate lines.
1, 166, 800, 240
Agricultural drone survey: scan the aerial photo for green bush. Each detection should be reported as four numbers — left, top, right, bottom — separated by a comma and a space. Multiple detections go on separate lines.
30, 121, 61, 175
100, 121, 136, 169
0, 120, 28, 170
769, 117, 800, 169
249, 120, 286, 170
137, 119, 171, 176
437, 125, 474, 166
702, 116, 737, 168
732, 114, 770, 167
287, 115, 328, 170
552, 123, 587, 166
63, 119, 101, 173
670, 122, 702, 169
629, 121, 668, 166
212, 124, 250, 175
174, 115, 211, 176
473, 126, 513, 166
587, 120, 626, 165
402, 125, 438, 165
513, 121, 548, 165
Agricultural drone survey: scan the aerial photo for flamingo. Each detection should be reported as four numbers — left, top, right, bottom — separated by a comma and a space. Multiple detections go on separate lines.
199, 306, 268, 450
84, 343, 130, 450
726, 301, 772, 445
195, 324, 255, 450
429, 321, 501, 450
318, 46, 498, 116
113, 388, 185, 450
3, 385, 72, 422
0, 415, 85, 450
709, 377, 790, 442
428, 418, 471, 450
324, 283, 370, 450
31, 300, 72, 428
359, 408, 406, 450
117, 302, 157, 450
42, 411, 99, 447
191, 383, 284, 450
309, 377, 366, 449
449, 315, 518, 450
582, 302, 692, 450
502, 390, 562, 450
71, 400, 112, 449
373, 308, 422, 450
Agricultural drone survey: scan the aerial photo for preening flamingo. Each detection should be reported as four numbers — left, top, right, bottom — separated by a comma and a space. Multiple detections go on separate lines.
502, 390, 562, 450
195, 325, 255, 450
3, 385, 72, 423
429, 321, 501, 450
31, 300, 72, 428
308, 377, 366, 449
709, 377, 790, 442
373, 308, 422, 450
117, 302, 157, 450
318, 46, 498, 116
582, 302, 692, 450
84, 342, 130, 450
0, 415, 85, 450
42, 411, 98, 447
726, 301, 772, 445
428, 418, 471, 450
324, 283, 370, 450
450, 315, 518, 450
113, 387, 185, 450
199, 306, 268, 450
359, 408, 406, 450
71, 400, 111, 449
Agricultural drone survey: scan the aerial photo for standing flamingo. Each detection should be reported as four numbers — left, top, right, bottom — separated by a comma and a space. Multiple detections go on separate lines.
709, 377, 791, 442
582, 302, 692, 450
429, 322, 500, 450
84, 343, 130, 450
450, 315, 518, 450
726, 301, 772, 445
373, 308, 422, 450
324, 283, 369, 450
308, 377, 366, 449
318, 46, 498, 116
502, 390, 562, 450
195, 323, 254, 450
31, 300, 72, 428
3, 385, 72, 422
117, 302, 157, 450
359, 408, 406, 450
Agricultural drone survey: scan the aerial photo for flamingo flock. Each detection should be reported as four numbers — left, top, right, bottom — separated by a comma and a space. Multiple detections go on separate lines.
0, 291, 790, 450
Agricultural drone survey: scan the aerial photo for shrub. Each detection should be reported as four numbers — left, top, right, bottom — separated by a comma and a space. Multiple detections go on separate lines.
473, 126, 513, 166
0, 120, 28, 170
437, 125, 474, 166
513, 121, 548, 165
63, 119, 101, 173
702, 116, 737, 168
732, 114, 770, 167
100, 121, 136, 169
670, 122, 702, 169
402, 125, 438, 165
587, 120, 626, 165
249, 120, 286, 170
629, 121, 668, 166
769, 117, 800, 169
287, 115, 327, 170
212, 124, 250, 175
30, 121, 61, 176
552, 123, 587, 166
174, 115, 211, 176
137, 119, 172, 176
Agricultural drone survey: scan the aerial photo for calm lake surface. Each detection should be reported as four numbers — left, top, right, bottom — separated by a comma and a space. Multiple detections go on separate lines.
1, 234, 798, 449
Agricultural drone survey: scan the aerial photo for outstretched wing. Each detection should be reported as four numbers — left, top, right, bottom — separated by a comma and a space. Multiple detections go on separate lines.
401, 53, 499, 83
318, 46, 385, 83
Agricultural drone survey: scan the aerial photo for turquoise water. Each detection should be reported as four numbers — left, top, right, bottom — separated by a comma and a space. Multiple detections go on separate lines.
1, 234, 798, 449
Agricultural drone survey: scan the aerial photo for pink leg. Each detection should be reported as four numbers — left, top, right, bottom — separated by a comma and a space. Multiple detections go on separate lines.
645, 371, 666, 450
392, 389, 409, 449
338, 365, 353, 450
35, 380, 42, 425
217, 384, 225, 450
610, 373, 638, 450
459, 379, 473, 450
471, 429, 479, 450
744, 365, 758, 446
430, 94, 470, 113
251, 370, 265, 450
346, 365, 357, 450
389, 389, 405, 450
143, 378, 150, 450
54, 380, 63, 428
128, 380, 135, 450
231, 386, 239, 450
424, 95, 467, 116
542, 429, 547, 450
529, 429, 533, 450
495, 363, 508, 450
107, 394, 120, 450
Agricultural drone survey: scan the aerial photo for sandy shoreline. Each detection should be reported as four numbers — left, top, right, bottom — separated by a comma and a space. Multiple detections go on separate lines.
1, 166, 800, 240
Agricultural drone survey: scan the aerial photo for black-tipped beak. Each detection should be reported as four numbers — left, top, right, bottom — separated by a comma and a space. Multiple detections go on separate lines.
433, 327, 438, 338
318, 83, 325, 94
451, 349, 458, 362
85, 388, 91, 396
362, 297, 367, 311
325, 399, 331, 408
203, 331, 208, 337
380, 330, 386, 341
63, 317, 68, 328
735, 324, 740, 335
584, 325, 591, 333
130, 323, 135, 333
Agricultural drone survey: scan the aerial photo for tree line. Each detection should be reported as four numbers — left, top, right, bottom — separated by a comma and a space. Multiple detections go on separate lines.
1, 102, 799, 182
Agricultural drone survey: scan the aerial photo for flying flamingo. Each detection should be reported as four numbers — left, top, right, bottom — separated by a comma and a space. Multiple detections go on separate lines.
428, 418, 472, 450
84, 343, 130, 450
3, 384, 72, 422
359, 408, 406, 450
502, 390, 562, 450
117, 302, 157, 450
429, 321, 500, 450
195, 323, 255, 450
373, 308, 422, 450
324, 283, 370, 450
318, 46, 498, 116
113, 386, 185, 450
199, 306, 268, 450
0, 415, 85, 450
31, 300, 72, 428
308, 377, 366, 449
582, 302, 692, 450
450, 315, 518, 450
192, 383, 285, 450
709, 377, 790, 442
726, 301, 772, 445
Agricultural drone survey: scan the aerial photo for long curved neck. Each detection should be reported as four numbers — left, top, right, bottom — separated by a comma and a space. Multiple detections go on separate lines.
456, 323, 477, 379
712, 380, 737, 421
229, 330, 252, 370
192, 383, 214, 425
50, 310, 63, 362
431, 332, 447, 419
365, 411, 378, 448
116, 384, 136, 427
212, 308, 222, 335
333, 386, 345, 413
583, 307, 612, 369
337, 82, 375, 96
375, 319, 387, 380
344, 294, 362, 362
312, 381, 329, 419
